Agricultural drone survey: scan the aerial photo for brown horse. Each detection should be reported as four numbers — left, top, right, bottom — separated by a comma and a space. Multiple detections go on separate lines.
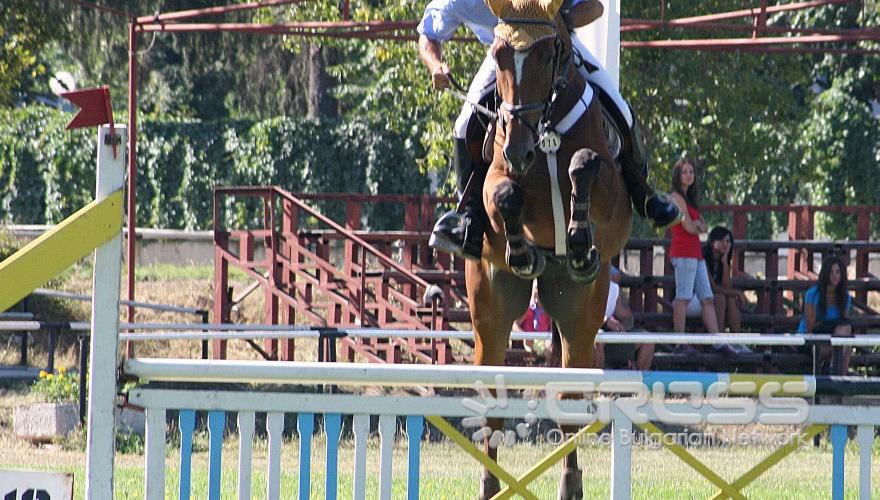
466, 0, 632, 498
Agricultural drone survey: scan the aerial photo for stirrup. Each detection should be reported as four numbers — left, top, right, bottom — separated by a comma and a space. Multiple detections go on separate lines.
644, 191, 682, 232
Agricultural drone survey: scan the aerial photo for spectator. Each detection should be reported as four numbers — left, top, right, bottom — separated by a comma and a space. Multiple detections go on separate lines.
798, 256, 853, 373
594, 266, 655, 370
513, 282, 552, 353
668, 158, 721, 337
701, 226, 750, 334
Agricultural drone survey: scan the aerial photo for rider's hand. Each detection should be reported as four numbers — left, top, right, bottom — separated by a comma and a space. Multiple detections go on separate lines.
431, 63, 451, 91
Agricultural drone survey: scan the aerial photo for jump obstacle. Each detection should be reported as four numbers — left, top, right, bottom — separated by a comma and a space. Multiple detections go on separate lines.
1, 125, 880, 499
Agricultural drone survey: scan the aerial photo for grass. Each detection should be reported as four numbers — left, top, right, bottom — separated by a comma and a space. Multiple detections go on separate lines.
1, 432, 879, 499
3, 262, 880, 498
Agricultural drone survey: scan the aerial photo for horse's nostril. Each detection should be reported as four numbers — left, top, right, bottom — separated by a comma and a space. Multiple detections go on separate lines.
524, 150, 535, 166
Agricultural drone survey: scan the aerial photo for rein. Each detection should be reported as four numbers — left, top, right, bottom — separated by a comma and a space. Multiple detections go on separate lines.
444, 73, 498, 121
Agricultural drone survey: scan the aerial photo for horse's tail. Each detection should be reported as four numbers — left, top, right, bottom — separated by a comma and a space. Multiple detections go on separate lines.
545, 321, 562, 367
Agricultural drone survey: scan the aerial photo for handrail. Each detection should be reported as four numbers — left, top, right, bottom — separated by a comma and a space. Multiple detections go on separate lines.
215, 186, 444, 305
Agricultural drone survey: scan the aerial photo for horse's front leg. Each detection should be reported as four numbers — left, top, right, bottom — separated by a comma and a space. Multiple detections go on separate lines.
493, 178, 545, 279
566, 149, 601, 283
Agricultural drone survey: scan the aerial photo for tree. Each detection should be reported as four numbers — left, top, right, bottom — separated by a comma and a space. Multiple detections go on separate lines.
0, 0, 66, 107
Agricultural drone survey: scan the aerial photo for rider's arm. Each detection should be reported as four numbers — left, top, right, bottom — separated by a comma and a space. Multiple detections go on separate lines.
418, 35, 451, 90
562, 0, 604, 28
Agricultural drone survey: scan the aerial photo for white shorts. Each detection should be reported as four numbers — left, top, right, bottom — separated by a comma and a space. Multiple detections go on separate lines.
454, 51, 496, 139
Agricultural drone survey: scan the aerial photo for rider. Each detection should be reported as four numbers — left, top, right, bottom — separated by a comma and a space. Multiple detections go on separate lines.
418, 0, 681, 260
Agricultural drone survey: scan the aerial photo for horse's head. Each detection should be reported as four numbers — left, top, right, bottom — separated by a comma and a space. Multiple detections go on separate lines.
487, 0, 571, 177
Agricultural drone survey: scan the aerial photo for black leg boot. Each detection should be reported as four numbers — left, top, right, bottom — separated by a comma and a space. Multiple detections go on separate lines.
429, 138, 486, 260
618, 107, 681, 230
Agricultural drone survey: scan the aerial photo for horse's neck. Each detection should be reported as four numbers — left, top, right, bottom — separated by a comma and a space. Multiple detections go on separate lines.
548, 51, 589, 127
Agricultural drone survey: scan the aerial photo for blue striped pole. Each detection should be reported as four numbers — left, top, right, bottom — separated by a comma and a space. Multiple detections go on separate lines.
178, 410, 196, 500
298, 413, 315, 500
406, 416, 424, 500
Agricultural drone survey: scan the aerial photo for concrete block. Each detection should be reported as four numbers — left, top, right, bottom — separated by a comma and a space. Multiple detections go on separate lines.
13, 403, 78, 443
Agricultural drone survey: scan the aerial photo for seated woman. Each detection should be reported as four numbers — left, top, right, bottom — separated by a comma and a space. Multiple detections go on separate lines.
798, 256, 854, 373
695, 226, 750, 333
594, 266, 655, 370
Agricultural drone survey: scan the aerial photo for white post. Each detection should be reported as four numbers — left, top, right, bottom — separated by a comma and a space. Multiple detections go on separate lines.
575, 0, 622, 86
610, 411, 632, 500
85, 125, 125, 500
857, 425, 873, 500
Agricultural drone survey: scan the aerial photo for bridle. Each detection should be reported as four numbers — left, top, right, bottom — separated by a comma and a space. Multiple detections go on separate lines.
495, 17, 579, 145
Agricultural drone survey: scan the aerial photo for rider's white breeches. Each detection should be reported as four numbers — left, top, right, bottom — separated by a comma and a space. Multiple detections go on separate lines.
454, 35, 633, 140
453, 50, 497, 139
570, 35, 632, 128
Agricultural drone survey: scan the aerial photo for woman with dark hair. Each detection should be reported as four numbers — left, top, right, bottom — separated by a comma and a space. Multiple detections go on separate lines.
702, 226, 749, 333
798, 256, 853, 372
668, 158, 721, 338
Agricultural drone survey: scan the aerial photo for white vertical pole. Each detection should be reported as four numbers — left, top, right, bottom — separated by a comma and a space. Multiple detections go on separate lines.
604, 0, 621, 86
610, 412, 632, 500
352, 415, 370, 500
378, 415, 395, 500
84, 125, 125, 500
575, 0, 622, 86
857, 425, 873, 500
144, 407, 167, 500
238, 411, 256, 500
266, 412, 284, 500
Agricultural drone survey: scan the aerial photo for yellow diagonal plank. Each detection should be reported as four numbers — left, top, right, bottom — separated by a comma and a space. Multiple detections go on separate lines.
0, 190, 123, 312
638, 422, 747, 500
495, 421, 606, 500
426, 415, 538, 500
710, 424, 827, 500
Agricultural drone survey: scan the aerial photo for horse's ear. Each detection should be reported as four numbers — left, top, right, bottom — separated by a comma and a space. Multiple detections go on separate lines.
539, 0, 564, 18
485, 0, 510, 17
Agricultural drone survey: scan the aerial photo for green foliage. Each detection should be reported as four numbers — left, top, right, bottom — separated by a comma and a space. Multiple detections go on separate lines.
115, 430, 145, 455
0, 226, 17, 260
24, 1, 880, 239
798, 81, 880, 239
0, 107, 428, 230
32, 367, 79, 404
55, 0, 309, 119
621, 1, 879, 238
0, 0, 67, 107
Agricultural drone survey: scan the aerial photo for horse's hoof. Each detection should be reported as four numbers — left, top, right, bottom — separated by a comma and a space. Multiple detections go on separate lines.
567, 246, 600, 283
558, 467, 584, 500
508, 245, 546, 279
479, 471, 501, 500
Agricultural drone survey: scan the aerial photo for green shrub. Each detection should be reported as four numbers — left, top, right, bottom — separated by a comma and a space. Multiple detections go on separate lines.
0, 107, 428, 231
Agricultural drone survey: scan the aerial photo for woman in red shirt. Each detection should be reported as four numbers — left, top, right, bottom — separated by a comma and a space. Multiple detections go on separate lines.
669, 158, 721, 336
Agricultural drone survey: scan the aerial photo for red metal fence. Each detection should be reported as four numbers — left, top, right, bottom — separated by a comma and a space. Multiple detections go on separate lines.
213, 187, 880, 362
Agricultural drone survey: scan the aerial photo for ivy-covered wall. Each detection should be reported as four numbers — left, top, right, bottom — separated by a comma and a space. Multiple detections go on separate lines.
0, 107, 428, 230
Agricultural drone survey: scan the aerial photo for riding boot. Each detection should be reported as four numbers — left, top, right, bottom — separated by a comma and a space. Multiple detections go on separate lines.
429, 138, 486, 260
618, 107, 681, 231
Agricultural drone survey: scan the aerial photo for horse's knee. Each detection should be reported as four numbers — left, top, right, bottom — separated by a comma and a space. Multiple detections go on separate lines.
492, 179, 524, 222
568, 148, 601, 179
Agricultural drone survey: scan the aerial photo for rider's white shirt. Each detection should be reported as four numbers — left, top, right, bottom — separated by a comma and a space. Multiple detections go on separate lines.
419, 0, 631, 137
418, 0, 587, 45
417, 0, 498, 44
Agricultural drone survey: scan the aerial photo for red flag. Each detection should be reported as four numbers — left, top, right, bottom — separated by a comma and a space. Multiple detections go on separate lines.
61, 86, 114, 130
61, 86, 118, 157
